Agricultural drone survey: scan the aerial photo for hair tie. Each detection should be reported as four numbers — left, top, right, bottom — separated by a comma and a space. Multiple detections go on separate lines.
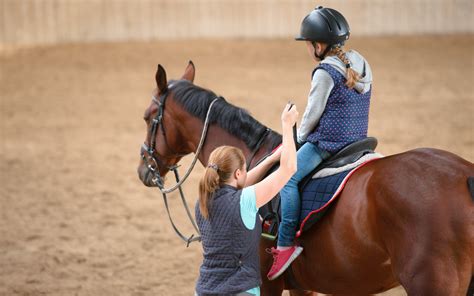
345, 63, 351, 69
207, 163, 218, 171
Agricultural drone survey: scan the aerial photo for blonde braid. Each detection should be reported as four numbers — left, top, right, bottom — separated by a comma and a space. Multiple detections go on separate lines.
331, 46, 360, 89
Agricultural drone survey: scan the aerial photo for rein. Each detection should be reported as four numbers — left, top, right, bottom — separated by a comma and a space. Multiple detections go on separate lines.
246, 128, 270, 170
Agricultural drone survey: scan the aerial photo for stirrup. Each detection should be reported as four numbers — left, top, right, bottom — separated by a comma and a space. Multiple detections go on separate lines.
261, 212, 279, 241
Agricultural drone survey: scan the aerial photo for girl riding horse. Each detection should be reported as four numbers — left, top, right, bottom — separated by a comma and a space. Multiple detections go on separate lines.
267, 6, 373, 280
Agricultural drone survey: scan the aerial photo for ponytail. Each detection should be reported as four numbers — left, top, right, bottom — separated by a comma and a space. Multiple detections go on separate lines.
199, 166, 220, 219
332, 46, 361, 89
198, 146, 245, 219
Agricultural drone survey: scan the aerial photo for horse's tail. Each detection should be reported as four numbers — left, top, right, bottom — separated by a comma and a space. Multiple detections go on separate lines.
468, 177, 474, 201
467, 276, 474, 296
468, 178, 474, 296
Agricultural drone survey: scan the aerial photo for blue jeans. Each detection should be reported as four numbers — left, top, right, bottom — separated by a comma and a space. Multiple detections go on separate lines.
277, 142, 331, 247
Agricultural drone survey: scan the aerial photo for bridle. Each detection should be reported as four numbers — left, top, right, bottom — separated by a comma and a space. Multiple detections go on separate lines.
141, 88, 222, 192
141, 89, 189, 189
140, 86, 271, 246
141, 87, 220, 246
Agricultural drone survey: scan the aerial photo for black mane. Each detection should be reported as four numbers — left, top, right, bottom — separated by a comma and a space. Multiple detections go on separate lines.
169, 80, 281, 151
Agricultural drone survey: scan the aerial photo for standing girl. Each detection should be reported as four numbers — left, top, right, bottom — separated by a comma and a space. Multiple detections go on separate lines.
195, 104, 298, 296
267, 6, 373, 280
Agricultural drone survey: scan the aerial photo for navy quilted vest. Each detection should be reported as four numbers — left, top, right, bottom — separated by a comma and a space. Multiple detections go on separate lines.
306, 63, 371, 153
195, 185, 261, 295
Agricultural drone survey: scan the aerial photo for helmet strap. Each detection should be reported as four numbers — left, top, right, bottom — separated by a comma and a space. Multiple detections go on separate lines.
314, 43, 333, 61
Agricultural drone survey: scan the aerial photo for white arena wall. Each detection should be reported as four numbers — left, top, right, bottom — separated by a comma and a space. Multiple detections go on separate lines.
1, 0, 473, 46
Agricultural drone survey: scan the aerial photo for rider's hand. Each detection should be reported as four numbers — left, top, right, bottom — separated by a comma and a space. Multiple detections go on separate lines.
281, 103, 299, 127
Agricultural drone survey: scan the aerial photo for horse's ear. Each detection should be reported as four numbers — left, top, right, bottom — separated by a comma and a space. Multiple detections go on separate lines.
155, 64, 168, 94
181, 60, 195, 83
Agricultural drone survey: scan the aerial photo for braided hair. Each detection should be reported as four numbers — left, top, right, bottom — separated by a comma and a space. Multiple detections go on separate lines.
330, 46, 361, 89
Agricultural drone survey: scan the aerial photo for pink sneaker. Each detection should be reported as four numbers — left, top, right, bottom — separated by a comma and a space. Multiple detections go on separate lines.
267, 246, 303, 280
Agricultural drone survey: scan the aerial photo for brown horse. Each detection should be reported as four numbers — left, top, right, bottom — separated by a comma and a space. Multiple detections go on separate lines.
137, 61, 474, 296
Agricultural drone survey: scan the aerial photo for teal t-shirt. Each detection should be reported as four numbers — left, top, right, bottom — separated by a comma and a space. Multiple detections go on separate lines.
239, 186, 260, 296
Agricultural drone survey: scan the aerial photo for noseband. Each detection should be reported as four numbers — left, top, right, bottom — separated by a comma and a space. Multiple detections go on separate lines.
141, 88, 221, 246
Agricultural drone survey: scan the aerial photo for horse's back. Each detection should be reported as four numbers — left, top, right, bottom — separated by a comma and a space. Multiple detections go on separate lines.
368, 147, 474, 207
384, 147, 473, 174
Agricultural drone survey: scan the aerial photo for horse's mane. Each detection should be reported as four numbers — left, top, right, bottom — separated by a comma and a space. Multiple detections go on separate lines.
169, 80, 282, 151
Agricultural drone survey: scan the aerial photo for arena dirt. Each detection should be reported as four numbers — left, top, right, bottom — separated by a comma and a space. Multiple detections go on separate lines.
1, 35, 472, 295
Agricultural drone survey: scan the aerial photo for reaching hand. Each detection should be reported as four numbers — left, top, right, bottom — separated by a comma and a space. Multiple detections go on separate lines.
281, 103, 299, 127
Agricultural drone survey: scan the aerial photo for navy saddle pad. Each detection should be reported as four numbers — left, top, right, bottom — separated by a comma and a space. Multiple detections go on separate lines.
297, 169, 351, 235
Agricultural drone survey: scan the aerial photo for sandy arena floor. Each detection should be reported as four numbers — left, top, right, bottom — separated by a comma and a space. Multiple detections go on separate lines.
1, 36, 473, 296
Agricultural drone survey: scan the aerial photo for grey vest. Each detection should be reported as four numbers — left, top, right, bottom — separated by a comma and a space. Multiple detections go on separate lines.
195, 185, 261, 295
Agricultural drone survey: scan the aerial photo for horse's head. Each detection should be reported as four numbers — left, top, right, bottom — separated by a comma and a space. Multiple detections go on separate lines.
137, 61, 196, 187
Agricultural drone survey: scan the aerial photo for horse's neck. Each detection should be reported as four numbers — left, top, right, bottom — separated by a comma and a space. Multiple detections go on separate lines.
174, 101, 279, 167
196, 124, 276, 168
198, 125, 254, 165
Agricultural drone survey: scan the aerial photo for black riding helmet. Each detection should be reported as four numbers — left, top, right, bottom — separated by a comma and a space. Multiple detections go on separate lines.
296, 6, 350, 59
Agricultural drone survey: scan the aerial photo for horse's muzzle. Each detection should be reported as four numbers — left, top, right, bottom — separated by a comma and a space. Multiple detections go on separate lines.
137, 164, 158, 187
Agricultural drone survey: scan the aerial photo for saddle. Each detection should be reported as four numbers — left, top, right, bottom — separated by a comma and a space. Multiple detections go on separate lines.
259, 137, 378, 241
